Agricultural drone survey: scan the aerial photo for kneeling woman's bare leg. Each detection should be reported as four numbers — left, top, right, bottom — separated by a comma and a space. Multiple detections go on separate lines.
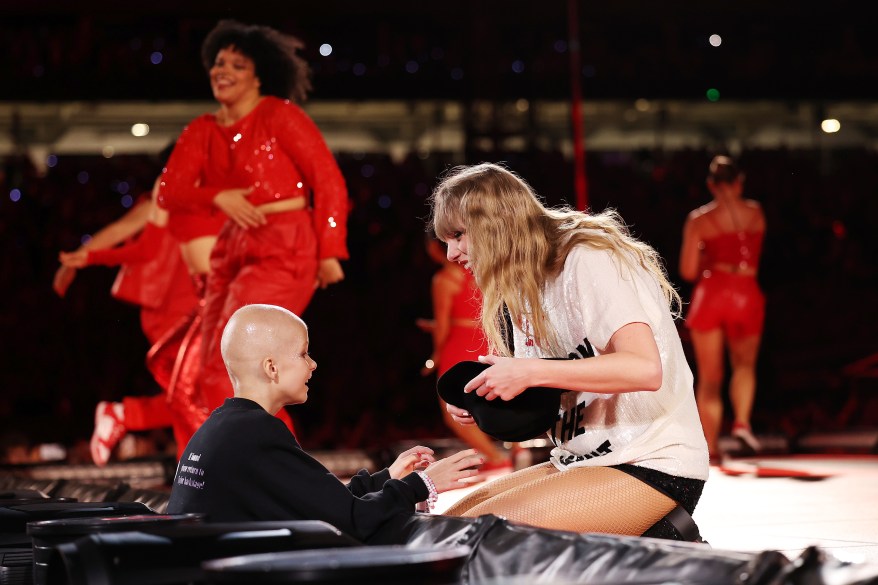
446, 464, 675, 536
443, 462, 557, 516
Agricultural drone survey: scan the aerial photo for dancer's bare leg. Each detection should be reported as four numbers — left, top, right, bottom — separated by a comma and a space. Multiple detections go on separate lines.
691, 328, 725, 458
728, 334, 760, 427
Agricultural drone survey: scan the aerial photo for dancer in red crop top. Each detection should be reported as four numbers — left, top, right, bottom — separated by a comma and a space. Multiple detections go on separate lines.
420, 239, 509, 470
680, 156, 766, 461
158, 20, 349, 423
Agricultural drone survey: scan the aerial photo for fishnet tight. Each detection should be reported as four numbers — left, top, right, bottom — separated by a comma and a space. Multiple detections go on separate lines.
444, 463, 676, 535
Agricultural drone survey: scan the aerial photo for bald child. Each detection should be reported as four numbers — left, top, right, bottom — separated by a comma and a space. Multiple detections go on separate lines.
167, 304, 483, 542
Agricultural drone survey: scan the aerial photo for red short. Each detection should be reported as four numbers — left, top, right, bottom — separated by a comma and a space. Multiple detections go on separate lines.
685, 271, 765, 339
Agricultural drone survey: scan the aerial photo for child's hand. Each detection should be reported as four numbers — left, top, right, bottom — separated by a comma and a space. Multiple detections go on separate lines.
389, 446, 436, 479
423, 449, 485, 492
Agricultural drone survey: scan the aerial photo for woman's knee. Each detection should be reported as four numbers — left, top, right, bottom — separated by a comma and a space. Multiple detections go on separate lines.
696, 377, 723, 396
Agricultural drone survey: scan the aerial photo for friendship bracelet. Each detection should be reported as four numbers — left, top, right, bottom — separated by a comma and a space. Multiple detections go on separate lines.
415, 470, 439, 512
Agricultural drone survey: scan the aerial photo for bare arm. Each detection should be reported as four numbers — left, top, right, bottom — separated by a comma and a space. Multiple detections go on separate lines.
464, 322, 663, 401
80, 197, 152, 251
53, 197, 152, 297
421, 270, 459, 375
430, 272, 457, 360
678, 212, 702, 283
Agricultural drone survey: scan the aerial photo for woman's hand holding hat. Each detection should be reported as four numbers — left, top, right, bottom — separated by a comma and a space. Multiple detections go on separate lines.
437, 360, 565, 442
465, 354, 535, 401
445, 402, 475, 425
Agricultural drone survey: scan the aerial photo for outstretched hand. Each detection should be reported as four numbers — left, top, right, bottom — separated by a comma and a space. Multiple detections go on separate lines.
58, 250, 89, 269
315, 258, 345, 289
463, 354, 532, 401
423, 448, 484, 493
388, 446, 435, 479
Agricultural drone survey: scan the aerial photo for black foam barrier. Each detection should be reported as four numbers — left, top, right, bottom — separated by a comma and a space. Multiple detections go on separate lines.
51, 481, 127, 504
0, 548, 31, 585
114, 486, 171, 514
0, 489, 75, 514
0, 501, 148, 585
28, 514, 204, 585
771, 546, 878, 585
0, 477, 64, 498
54, 520, 361, 585
0, 489, 51, 501
201, 545, 471, 585
370, 513, 878, 585
0, 501, 153, 535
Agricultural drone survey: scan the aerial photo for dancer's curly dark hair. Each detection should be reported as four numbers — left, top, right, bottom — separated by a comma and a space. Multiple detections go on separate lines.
201, 20, 312, 104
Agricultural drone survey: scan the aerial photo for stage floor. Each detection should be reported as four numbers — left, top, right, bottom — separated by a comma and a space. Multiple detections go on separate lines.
434, 454, 878, 563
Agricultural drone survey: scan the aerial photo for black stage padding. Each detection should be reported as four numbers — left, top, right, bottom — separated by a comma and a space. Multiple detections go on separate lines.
0, 493, 75, 549
28, 514, 204, 585
376, 514, 787, 585
113, 486, 171, 514
0, 458, 176, 495
51, 480, 128, 504
392, 514, 878, 585
202, 545, 471, 585
0, 489, 76, 514
0, 501, 152, 536
775, 545, 878, 585
0, 489, 51, 501
0, 477, 64, 498
54, 521, 360, 585
0, 548, 32, 585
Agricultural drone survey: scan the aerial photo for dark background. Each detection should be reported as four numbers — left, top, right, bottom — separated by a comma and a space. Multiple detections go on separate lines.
1, 1, 876, 458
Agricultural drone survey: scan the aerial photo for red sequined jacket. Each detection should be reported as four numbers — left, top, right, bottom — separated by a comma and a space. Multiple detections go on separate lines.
158, 96, 349, 260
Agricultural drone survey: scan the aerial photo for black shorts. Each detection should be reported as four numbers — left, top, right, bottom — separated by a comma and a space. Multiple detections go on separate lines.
611, 464, 706, 540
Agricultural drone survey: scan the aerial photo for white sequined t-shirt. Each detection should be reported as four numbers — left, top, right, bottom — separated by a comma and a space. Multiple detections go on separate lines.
514, 246, 709, 481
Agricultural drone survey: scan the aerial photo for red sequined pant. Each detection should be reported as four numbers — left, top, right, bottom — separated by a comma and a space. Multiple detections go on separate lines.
200, 211, 319, 434
147, 275, 209, 458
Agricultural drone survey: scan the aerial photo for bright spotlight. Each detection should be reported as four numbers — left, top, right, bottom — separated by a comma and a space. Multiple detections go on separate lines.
131, 123, 150, 137
709, 34, 722, 47
821, 119, 841, 133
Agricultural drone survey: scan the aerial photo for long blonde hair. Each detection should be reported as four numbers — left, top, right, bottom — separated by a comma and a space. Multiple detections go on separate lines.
429, 163, 681, 356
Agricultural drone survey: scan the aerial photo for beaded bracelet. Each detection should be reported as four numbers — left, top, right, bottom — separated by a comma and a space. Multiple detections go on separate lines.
415, 470, 439, 513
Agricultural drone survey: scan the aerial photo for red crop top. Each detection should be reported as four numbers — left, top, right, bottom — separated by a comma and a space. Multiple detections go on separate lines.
700, 231, 764, 271
449, 269, 482, 321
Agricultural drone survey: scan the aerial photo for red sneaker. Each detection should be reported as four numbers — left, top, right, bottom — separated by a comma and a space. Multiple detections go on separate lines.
90, 402, 126, 466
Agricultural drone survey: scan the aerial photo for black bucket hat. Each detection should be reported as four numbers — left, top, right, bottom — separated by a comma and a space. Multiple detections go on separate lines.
437, 361, 564, 442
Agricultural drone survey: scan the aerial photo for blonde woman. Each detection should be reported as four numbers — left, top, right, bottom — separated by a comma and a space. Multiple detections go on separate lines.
430, 163, 708, 539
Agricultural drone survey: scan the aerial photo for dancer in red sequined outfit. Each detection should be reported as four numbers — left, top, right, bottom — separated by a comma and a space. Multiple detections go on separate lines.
158, 21, 349, 424
59, 181, 201, 463
680, 156, 766, 460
